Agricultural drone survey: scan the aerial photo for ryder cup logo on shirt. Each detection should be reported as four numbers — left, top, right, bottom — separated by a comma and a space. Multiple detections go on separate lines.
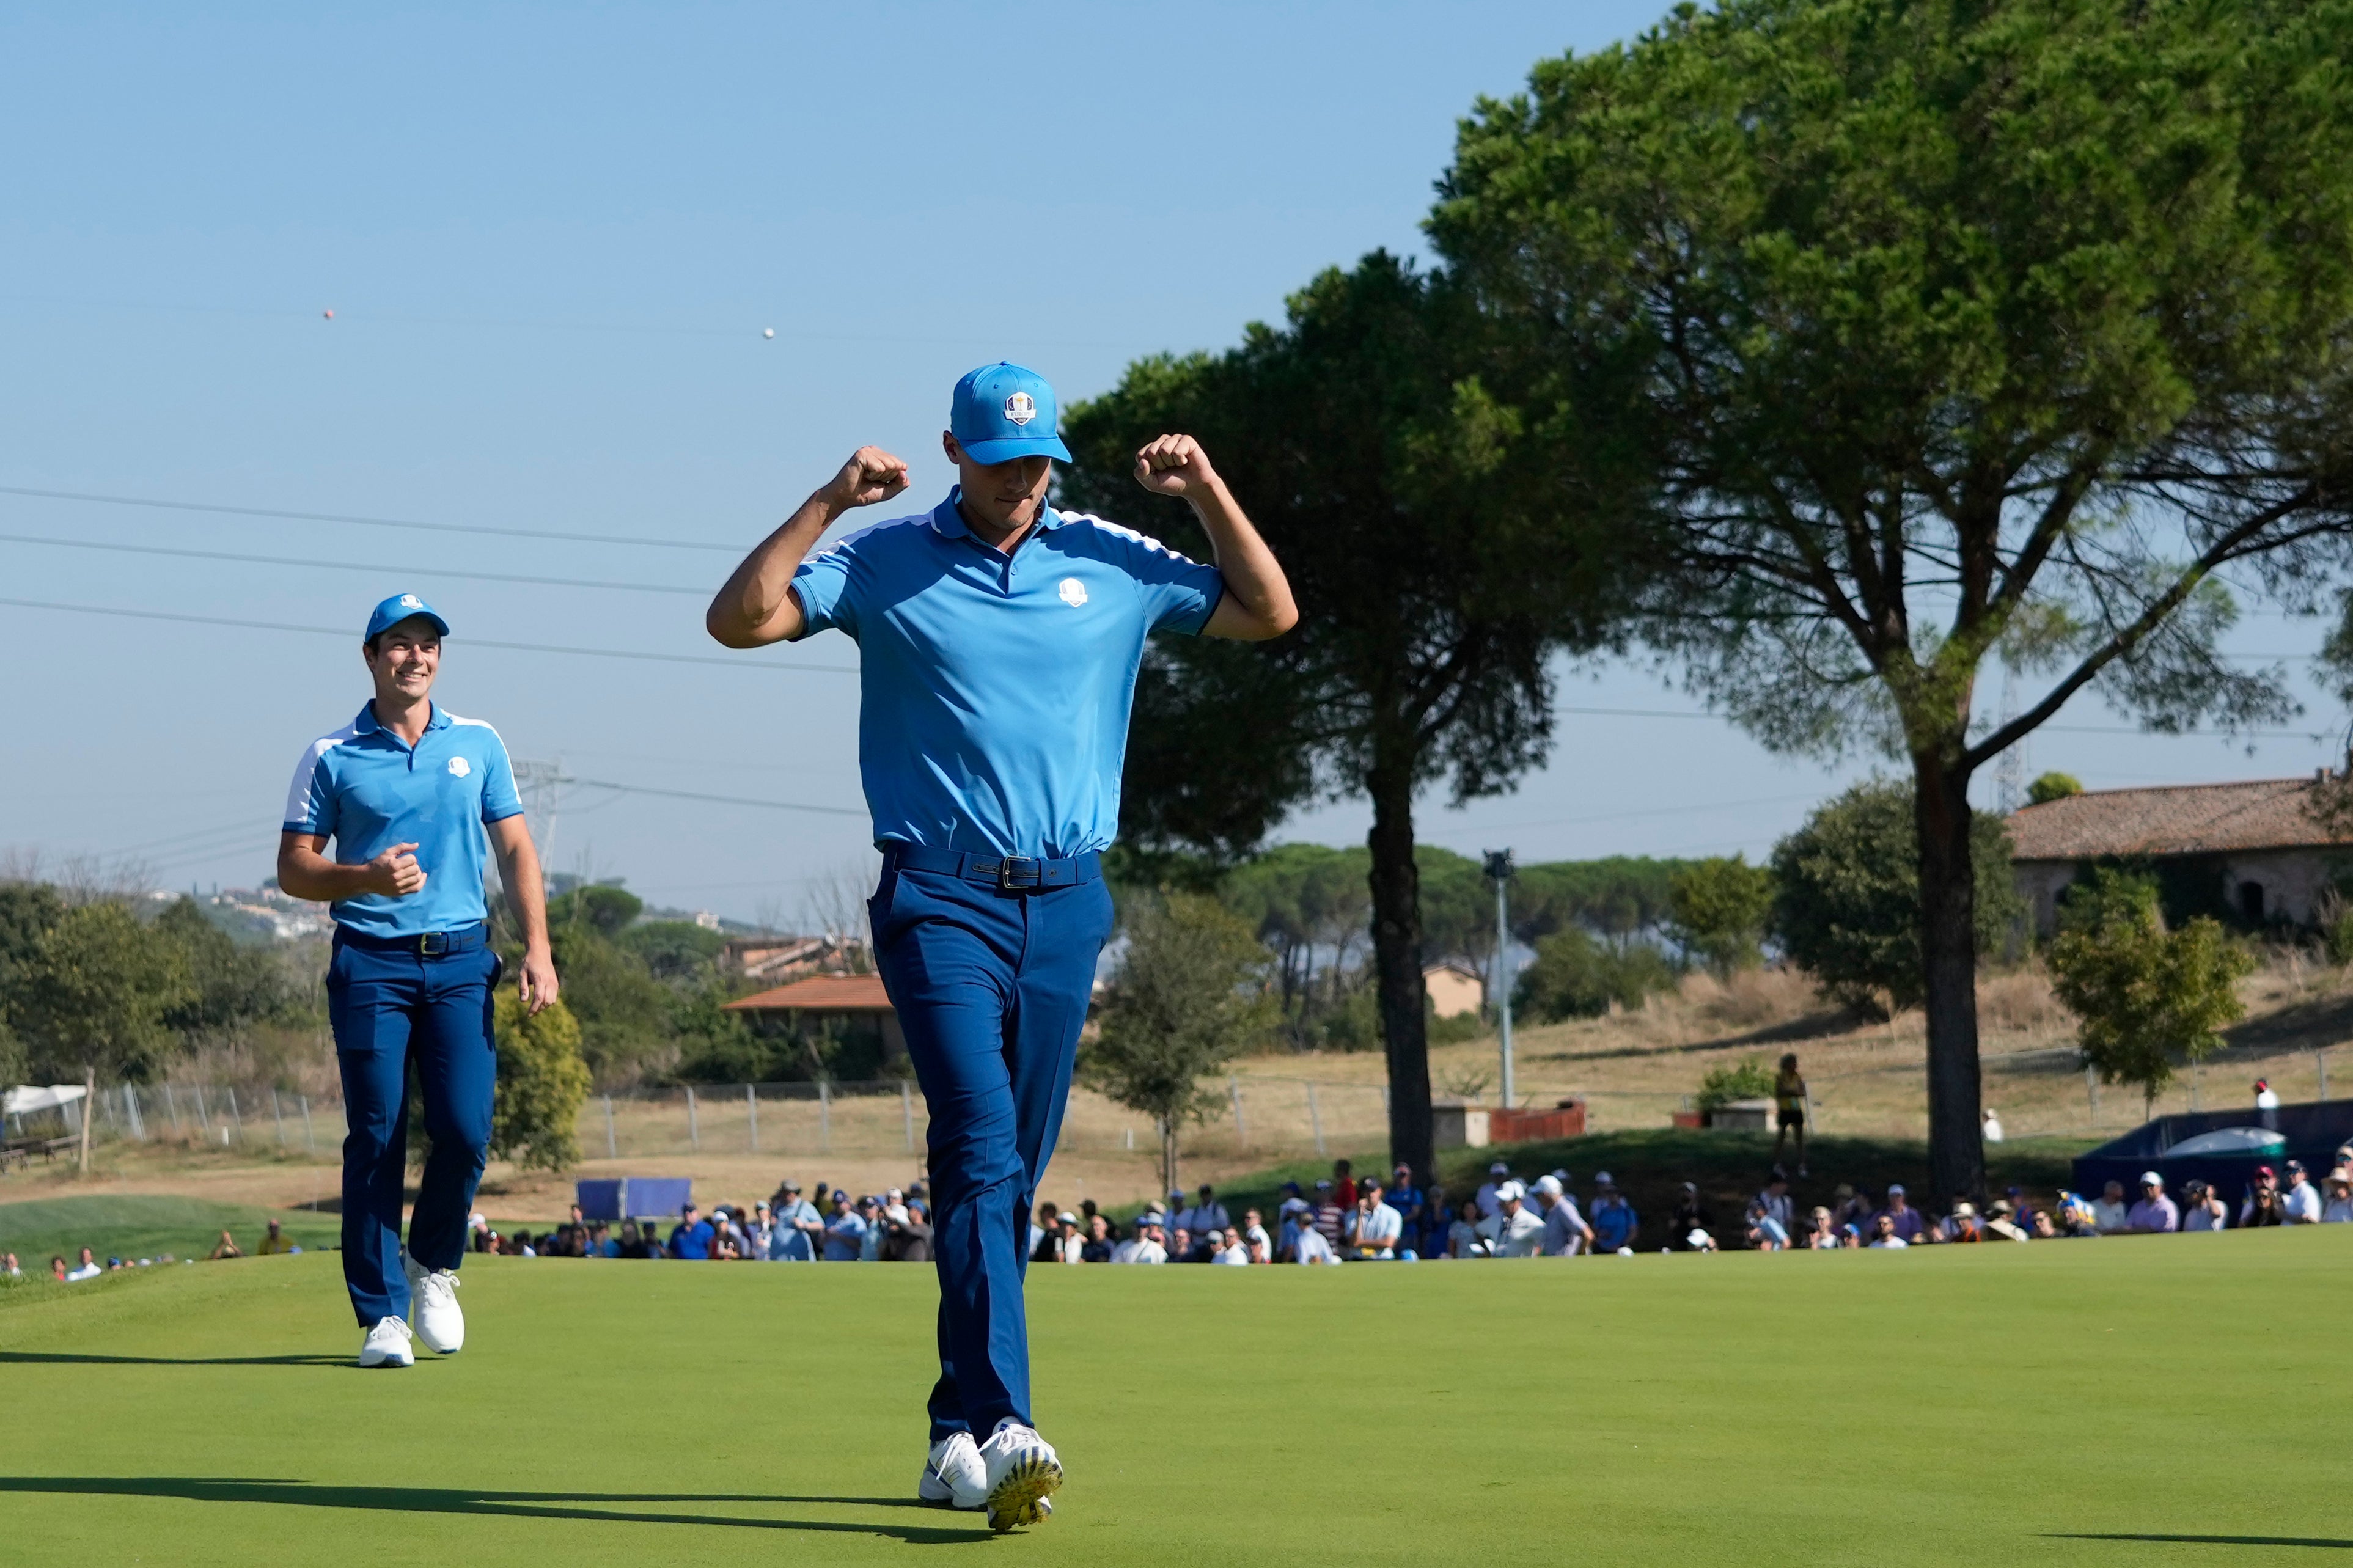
1058, 577, 1088, 607
1004, 390, 1037, 427
447, 756, 472, 778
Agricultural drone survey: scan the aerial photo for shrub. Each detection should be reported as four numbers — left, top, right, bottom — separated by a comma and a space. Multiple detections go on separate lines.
1513, 926, 1677, 1022
491, 993, 592, 1172
1695, 1055, 1776, 1113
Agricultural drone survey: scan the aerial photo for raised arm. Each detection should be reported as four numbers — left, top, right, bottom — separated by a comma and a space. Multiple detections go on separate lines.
1132, 435, 1298, 641
705, 447, 911, 648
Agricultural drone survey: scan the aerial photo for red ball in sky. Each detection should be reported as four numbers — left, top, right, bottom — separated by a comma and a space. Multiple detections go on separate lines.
322, 309, 334, 320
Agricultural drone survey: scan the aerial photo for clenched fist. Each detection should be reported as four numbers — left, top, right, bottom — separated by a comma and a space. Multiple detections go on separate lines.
821, 446, 912, 512
367, 841, 427, 898
1133, 434, 1220, 500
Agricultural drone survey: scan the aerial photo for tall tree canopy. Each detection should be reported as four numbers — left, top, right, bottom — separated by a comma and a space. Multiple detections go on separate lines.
1433, 0, 2353, 1201
1062, 254, 1633, 1181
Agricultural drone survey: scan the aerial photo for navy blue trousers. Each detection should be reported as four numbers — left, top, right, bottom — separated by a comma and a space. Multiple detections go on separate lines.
869, 862, 1113, 1442
326, 934, 499, 1327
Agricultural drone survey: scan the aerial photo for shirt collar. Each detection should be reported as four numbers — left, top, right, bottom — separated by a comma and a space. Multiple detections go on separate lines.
353, 701, 447, 737
931, 487, 1066, 541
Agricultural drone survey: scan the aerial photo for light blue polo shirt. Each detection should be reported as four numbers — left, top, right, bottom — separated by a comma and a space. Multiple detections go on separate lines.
281, 702, 524, 938
791, 489, 1223, 859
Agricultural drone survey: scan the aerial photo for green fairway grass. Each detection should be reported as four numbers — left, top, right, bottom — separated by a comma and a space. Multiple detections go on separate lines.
2, 1228, 2348, 1565
0, 1195, 340, 1271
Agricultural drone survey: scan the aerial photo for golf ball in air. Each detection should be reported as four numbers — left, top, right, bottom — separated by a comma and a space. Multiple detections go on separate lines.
323, 309, 334, 320
763, 327, 775, 339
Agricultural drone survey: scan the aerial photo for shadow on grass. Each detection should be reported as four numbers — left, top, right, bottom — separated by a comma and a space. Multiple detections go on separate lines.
0, 1351, 353, 1368
0, 1476, 994, 1544
2050, 1534, 2353, 1550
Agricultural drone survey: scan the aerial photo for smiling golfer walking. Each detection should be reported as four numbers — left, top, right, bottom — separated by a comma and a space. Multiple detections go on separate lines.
707, 363, 1295, 1530
277, 593, 559, 1368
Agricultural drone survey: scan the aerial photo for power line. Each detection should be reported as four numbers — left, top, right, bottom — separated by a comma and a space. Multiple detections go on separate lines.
569, 777, 866, 818
0, 483, 748, 554
0, 596, 857, 675
0, 531, 707, 596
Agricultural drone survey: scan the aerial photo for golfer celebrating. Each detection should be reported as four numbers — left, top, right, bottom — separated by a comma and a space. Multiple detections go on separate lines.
277, 593, 558, 1368
707, 363, 1294, 1530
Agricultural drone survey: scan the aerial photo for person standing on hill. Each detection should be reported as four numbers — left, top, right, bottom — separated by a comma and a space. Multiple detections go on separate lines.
1772, 1053, 1808, 1176
705, 362, 1295, 1532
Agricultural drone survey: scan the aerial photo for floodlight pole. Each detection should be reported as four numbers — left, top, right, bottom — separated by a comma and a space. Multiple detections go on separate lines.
1484, 850, 1515, 1111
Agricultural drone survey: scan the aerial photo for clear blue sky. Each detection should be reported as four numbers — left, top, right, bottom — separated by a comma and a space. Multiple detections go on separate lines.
3, 4, 2343, 922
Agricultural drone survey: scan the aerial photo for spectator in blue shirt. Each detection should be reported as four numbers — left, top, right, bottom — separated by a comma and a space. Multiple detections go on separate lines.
668, 1203, 714, 1261
824, 1192, 870, 1262
1589, 1173, 1639, 1252
768, 1181, 823, 1261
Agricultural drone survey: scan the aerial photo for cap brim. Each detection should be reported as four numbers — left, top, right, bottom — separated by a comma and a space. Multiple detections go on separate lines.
369, 610, 450, 640
959, 434, 1071, 465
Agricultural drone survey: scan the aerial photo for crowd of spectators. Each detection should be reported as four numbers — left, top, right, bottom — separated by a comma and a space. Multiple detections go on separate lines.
464, 1178, 939, 1262
20, 1142, 2353, 1284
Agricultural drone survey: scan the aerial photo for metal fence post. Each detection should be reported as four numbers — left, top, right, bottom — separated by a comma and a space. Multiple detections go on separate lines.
300, 1094, 316, 1156
901, 1080, 916, 1152
604, 1095, 618, 1159
820, 1080, 832, 1154
1307, 1080, 1326, 1157
747, 1084, 760, 1154
163, 1082, 180, 1135
687, 1086, 700, 1152
226, 1086, 243, 1142
1229, 1075, 1247, 1144
125, 1084, 145, 1141
271, 1088, 285, 1146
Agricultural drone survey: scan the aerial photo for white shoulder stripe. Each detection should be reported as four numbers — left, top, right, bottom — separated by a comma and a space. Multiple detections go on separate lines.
1061, 511, 1188, 559
282, 721, 360, 828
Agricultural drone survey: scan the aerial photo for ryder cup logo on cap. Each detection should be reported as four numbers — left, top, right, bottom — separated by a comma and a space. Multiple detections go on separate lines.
950, 362, 1073, 466
364, 591, 451, 642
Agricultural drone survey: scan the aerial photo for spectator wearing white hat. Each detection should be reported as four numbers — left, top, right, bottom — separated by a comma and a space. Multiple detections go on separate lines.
1532, 1174, 1593, 1256
1476, 1181, 1546, 1257
2126, 1173, 2179, 1233
1344, 1178, 1404, 1259
1052, 1212, 1085, 1265
1475, 1162, 1512, 1220
2321, 1170, 2353, 1223
1588, 1173, 1639, 1253
1877, 1185, 1928, 1244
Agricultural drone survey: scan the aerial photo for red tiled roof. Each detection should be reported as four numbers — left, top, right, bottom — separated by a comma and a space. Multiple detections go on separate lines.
722, 973, 894, 1013
2006, 776, 2353, 860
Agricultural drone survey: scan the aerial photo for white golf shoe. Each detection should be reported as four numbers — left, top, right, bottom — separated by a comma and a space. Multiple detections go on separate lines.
917, 1432, 987, 1510
358, 1316, 414, 1368
403, 1255, 465, 1355
977, 1418, 1062, 1532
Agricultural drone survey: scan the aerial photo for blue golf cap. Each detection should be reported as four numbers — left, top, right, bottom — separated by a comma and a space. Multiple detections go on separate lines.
364, 592, 450, 642
950, 361, 1073, 465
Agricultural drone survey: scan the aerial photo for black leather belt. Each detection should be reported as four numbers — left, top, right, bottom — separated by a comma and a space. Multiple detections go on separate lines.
884, 844, 1101, 893
333, 922, 489, 956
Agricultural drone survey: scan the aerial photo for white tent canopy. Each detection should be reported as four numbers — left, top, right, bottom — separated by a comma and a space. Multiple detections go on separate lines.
3, 1083, 89, 1117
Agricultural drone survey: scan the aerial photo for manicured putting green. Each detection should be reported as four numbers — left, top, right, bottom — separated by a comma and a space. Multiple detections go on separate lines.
1, 1225, 2345, 1566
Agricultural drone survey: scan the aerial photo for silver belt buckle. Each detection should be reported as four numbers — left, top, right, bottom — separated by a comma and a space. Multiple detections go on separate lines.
996, 856, 1041, 891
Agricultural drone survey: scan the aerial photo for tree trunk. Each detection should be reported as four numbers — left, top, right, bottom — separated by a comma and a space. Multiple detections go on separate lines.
1159, 1116, 1177, 1204
1367, 746, 1436, 1189
1914, 758, 1986, 1207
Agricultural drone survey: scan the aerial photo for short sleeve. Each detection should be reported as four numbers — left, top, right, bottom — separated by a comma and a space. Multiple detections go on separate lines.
790, 542, 861, 638
477, 730, 523, 823
1091, 519, 1225, 635
282, 742, 339, 838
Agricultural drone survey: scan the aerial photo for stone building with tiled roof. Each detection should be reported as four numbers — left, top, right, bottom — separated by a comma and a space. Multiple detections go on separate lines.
2008, 772, 2353, 934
